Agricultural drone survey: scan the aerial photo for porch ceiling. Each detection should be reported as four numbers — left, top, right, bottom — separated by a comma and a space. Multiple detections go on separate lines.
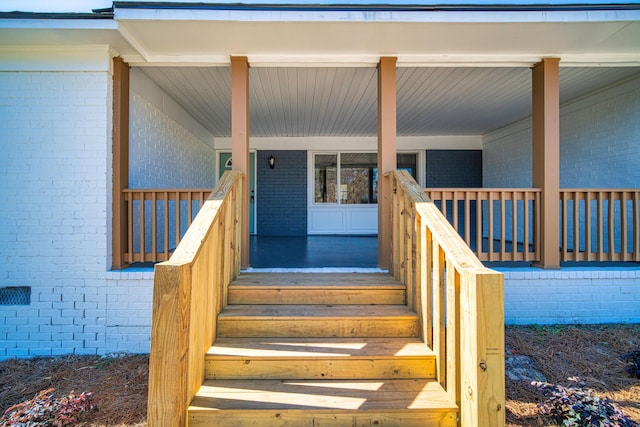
140, 65, 640, 137
123, 6, 640, 138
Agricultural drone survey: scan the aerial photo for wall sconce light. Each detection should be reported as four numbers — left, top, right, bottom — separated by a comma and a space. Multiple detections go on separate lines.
268, 154, 276, 169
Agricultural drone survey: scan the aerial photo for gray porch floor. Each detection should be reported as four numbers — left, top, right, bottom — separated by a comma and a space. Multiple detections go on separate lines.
249, 235, 378, 269
248, 235, 639, 270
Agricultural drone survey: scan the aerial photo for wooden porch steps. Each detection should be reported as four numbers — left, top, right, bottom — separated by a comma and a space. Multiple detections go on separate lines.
228, 272, 406, 305
205, 337, 436, 380
189, 272, 457, 426
217, 304, 419, 338
188, 379, 457, 427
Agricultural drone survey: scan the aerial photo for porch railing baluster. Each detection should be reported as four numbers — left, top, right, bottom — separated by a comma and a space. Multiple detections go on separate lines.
122, 188, 213, 264
425, 187, 640, 263
559, 189, 640, 262
424, 188, 542, 262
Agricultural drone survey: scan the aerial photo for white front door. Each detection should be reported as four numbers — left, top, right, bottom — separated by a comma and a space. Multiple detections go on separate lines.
307, 151, 420, 235
308, 152, 378, 235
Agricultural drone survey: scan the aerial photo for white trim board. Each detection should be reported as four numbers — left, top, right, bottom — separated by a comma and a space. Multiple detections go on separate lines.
214, 136, 483, 151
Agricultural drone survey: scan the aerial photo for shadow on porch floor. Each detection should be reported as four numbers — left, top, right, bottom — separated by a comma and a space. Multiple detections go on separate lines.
249, 235, 378, 269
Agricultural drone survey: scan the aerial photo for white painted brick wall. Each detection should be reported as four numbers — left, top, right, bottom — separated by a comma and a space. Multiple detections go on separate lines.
482, 120, 533, 187
0, 66, 220, 360
0, 71, 111, 359
501, 268, 640, 324
129, 68, 216, 189
483, 74, 640, 188
105, 270, 154, 354
560, 75, 640, 188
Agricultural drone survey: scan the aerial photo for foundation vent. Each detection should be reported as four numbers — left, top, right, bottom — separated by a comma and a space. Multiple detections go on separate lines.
0, 286, 31, 305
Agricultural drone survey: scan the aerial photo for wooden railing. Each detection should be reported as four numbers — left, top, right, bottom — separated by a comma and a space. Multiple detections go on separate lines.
147, 171, 243, 426
424, 188, 541, 262
122, 189, 212, 263
425, 187, 640, 264
560, 189, 640, 262
389, 171, 505, 427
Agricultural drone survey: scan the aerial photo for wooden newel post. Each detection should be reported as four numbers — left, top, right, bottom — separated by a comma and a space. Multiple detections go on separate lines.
147, 263, 192, 427
459, 269, 505, 427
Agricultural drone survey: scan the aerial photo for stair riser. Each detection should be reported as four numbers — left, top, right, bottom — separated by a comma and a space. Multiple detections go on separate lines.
228, 289, 406, 305
217, 319, 419, 338
189, 411, 457, 427
205, 358, 436, 380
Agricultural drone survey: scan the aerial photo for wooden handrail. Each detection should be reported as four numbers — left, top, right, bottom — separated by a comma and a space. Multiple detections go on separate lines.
424, 188, 541, 262
122, 189, 212, 263
560, 189, 640, 262
147, 171, 243, 427
388, 171, 505, 427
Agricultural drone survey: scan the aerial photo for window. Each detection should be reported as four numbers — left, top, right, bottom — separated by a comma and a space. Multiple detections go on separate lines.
340, 153, 377, 204
314, 152, 417, 205
314, 154, 337, 203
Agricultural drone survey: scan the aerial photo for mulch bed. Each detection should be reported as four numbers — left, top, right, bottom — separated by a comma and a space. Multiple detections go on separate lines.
0, 354, 148, 426
505, 324, 640, 426
0, 325, 638, 426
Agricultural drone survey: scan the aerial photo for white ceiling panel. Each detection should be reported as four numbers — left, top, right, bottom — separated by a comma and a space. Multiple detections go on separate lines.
139, 65, 640, 138
397, 67, 533, 135
142, 67, 232, 136
250, 67, 377, 137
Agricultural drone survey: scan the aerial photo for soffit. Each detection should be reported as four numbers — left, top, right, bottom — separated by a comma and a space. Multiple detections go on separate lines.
0, 20, 139, 59
118, 20, 640, 66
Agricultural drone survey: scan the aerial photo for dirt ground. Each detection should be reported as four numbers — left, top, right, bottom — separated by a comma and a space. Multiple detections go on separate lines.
0, 325, 638, 426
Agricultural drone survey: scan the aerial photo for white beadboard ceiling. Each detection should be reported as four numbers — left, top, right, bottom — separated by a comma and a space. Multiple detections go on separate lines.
140, 65, 640, 138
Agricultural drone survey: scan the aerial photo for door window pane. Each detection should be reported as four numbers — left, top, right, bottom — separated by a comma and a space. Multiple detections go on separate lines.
314, 154, 337, 203
341, 153, 377, 204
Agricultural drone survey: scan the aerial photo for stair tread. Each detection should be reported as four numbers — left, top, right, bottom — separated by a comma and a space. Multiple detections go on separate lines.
190, 379, 457, 412
219, 304, 417, 319
207, 337, 434, 359
230, 272, 403, 288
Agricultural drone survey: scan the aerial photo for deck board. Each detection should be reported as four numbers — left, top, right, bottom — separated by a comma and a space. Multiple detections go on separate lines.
218, 304, 416, 319
230, 272, 402, 288
208, 337, 433, 358
217, 305, 419, 338
206, 337, 436, 380
190, 379, 457, 411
